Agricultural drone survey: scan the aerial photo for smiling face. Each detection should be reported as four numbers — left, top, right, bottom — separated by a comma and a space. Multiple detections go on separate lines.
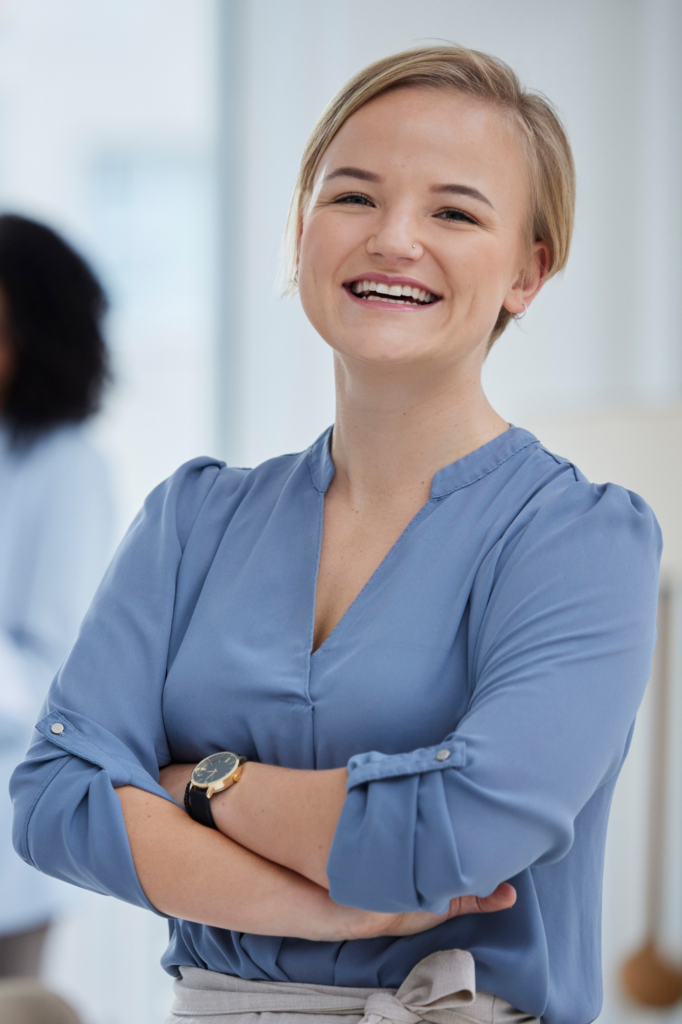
297, 86, 548, 373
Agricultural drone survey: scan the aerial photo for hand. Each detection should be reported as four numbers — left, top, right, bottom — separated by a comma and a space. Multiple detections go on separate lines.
158, 763, 195, 806
337, 882, 517, 941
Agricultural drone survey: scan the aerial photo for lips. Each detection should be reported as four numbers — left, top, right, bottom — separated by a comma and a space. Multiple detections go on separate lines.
344, 275, 442, 308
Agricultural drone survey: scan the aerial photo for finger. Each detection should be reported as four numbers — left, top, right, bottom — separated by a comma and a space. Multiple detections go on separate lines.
479, 881, 516, 910
448, 882, 516, 917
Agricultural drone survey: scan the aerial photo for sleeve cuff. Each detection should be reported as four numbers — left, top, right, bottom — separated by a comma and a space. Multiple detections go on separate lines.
35, 708, 173, 801
346, 737, 466, 789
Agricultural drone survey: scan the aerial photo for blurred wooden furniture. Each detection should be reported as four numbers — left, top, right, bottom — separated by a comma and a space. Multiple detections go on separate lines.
0, 980, 81, 1024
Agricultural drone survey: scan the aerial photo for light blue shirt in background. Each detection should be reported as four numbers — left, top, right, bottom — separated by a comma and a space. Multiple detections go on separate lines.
11, 427, 660, 1024
0, 423, 113, 935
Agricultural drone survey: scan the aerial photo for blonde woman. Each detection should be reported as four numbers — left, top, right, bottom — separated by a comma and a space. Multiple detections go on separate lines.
12, 47, 660, 1024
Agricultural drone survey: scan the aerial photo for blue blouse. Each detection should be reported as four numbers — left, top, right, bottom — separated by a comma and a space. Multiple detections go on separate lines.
11, 426, 660, 1024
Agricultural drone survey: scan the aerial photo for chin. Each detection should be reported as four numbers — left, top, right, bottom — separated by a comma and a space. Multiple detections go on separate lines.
332, 330, 441, 366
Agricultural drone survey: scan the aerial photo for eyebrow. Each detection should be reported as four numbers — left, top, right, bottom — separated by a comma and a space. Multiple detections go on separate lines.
430, 183, 494, 208
323, 166, 382, 184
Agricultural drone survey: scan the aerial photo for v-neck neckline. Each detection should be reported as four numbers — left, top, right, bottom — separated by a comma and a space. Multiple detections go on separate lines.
310, 493, 437, 657
306, 424, 539, 657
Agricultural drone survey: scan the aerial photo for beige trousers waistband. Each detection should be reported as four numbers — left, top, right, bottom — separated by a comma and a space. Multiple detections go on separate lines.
165, 950, 539, 1024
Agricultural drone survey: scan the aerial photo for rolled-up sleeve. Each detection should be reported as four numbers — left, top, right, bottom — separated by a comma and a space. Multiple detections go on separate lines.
10, 457, 223, 911
327, 482, 661, 913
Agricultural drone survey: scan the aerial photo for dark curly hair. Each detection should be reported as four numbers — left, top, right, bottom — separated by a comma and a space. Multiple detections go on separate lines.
0, 214, 109, 440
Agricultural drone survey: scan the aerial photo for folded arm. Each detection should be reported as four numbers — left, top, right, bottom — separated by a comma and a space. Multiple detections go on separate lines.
163, 483, 661, 915
159, 760, 347, 889
11, 458, 514, 940
118, 781, 514, 937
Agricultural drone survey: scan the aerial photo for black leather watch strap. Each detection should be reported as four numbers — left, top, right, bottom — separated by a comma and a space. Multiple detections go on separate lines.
184, 782, 217, 829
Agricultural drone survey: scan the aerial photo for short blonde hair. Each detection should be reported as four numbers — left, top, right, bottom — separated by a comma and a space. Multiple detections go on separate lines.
283, 44, 575, 348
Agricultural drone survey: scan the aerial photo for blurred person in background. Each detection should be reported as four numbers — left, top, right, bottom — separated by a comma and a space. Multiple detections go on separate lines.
11, 47, 661, 1024
0, 214, 113, 981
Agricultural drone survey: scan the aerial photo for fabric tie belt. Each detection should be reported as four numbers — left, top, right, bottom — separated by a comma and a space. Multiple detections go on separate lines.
168, 950, 496, 1024
354, 951, 476, 1024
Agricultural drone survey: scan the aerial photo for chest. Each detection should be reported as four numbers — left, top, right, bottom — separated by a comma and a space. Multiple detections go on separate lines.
313, 485, 430, 652
161, 482, 492, 772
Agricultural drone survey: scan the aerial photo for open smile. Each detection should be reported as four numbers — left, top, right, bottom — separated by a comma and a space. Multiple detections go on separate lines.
344, 274, 442, 309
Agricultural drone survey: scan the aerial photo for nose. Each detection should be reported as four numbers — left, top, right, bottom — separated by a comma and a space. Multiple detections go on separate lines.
367, 206, 422, 261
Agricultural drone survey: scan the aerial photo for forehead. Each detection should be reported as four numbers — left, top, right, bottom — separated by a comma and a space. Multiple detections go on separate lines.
319, 87, 529, 205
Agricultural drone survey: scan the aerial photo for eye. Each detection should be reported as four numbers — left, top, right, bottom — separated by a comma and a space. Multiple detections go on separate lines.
435, 208, 478, 225
331, 192, 375, 207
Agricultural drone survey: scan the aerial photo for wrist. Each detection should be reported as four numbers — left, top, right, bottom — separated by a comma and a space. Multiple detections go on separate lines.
307, 897, 393, 943
210, 759, 255, 834
159, 763, 195, 806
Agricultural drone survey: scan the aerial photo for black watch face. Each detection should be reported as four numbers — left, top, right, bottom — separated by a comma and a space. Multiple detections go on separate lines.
191, 751, 239, 788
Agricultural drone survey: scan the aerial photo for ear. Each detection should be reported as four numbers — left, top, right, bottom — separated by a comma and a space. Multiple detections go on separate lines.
502, 240, 551, 316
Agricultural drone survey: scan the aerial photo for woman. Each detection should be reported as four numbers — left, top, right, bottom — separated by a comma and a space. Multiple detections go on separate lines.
0, 214, 113, 979
11, 47, 660, 1024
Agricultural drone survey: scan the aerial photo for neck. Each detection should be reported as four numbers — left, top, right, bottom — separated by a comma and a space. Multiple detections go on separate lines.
330, 352, 508, 504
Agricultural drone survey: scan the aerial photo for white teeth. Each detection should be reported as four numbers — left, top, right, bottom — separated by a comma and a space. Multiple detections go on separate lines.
350, 279, 438, 304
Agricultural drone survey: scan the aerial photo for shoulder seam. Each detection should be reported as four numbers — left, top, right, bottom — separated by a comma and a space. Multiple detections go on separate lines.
176, 462, 225, 553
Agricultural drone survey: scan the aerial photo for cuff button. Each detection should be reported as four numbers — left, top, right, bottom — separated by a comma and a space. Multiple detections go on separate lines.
435, 748, 450, 761
50, 722, 65, 735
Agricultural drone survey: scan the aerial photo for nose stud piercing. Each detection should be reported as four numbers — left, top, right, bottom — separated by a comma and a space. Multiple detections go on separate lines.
412, 244, 417, 249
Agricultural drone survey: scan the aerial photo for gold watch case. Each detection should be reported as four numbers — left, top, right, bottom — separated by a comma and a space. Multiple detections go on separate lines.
190, 751, 246, 799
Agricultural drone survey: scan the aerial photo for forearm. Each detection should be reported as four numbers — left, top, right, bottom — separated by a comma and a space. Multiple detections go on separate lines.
116, 784, 348, 939
213, 762, 347, 888
151, 769, 517, 929
160, 762, 347, 888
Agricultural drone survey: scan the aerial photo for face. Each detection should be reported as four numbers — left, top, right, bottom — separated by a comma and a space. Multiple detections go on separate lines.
297, 87, 548, 372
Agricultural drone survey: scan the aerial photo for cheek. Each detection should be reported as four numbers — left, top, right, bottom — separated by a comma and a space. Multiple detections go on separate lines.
300, 212, 367, 283
297, 236, 339, 331
298, 225, 329, 294
297, 242, 325, 313
447, 237, 518, 302
298, 224, 352, 321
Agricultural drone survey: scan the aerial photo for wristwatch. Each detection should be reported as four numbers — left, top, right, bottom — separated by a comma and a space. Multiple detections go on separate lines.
184, 751, 248, 829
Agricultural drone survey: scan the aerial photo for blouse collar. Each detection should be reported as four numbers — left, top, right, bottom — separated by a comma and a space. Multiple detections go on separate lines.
307, 424, 539, 498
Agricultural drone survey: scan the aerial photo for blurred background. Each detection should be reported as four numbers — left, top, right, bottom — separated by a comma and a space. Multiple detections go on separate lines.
0, 0, 680, 1021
